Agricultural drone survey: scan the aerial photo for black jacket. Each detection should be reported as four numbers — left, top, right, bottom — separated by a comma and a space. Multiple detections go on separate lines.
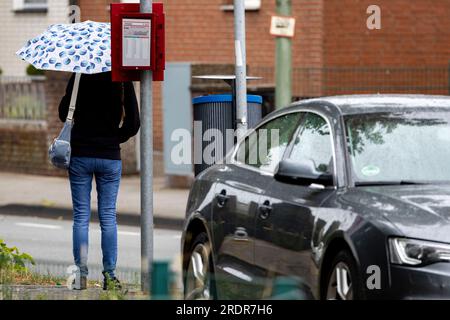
58, 72, 140, 160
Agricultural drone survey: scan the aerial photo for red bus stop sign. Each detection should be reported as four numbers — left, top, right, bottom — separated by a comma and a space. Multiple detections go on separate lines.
111, 3, 165, 82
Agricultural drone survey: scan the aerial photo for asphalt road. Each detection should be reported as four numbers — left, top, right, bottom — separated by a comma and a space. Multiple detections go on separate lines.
0, 214, 182, 284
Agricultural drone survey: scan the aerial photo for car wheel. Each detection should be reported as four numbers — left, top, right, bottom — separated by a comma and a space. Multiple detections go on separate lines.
184, 232, 216, 300
324, 250, 363, 300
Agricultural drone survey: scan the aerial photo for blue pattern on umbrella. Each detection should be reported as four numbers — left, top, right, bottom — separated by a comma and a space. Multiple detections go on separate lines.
16, 21, 111, 74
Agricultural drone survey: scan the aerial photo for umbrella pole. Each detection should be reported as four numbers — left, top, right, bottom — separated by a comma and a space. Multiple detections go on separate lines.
140, 0, 154, 295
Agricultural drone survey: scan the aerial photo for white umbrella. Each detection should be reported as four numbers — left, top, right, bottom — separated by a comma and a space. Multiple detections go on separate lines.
16, 20, 111, 74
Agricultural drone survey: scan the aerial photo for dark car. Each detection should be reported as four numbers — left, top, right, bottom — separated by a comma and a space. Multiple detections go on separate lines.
181, 94, 450, 300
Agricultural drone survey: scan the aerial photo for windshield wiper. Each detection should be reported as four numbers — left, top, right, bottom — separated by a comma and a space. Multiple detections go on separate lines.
354, 180, 427, 187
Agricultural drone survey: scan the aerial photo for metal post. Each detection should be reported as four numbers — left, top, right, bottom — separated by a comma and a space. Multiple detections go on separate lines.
234, 0, 248, 141
275, 0, 292, 109
140, 0, 153, 294
448, 61, 450, 95
151, 261, 171, 300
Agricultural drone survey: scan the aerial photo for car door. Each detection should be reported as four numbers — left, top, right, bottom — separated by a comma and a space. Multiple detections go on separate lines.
212, 112, 302, 299
254, 111, 337, 298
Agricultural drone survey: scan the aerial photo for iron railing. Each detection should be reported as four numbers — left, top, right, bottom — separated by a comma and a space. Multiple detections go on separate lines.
250, 66, 450, 98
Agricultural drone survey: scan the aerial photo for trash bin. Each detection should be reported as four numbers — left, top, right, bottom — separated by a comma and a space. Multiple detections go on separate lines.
193, 94, 263, 176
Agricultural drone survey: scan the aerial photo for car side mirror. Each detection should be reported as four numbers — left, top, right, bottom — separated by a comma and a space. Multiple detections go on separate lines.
274, 159, 334, 187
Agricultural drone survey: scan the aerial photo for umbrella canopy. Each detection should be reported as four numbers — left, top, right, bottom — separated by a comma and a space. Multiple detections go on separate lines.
16, 21, 111, 74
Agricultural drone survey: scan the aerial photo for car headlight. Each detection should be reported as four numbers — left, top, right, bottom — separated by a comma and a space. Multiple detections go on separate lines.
389, 238, 450, 266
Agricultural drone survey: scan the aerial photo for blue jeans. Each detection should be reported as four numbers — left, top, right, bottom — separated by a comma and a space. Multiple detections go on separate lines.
69, 157, 122, 278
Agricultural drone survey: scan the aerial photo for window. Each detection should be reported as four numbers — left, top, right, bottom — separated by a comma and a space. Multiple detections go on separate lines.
288, 113, 334, 174
345, 111, 450, 184
13, 0, 48, 12
236, 112, 301, 173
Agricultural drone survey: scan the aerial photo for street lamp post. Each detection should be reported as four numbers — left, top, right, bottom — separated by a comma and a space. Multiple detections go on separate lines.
275, 0, 293, 109
234, 0, 248, 141
140, 0, 153, 294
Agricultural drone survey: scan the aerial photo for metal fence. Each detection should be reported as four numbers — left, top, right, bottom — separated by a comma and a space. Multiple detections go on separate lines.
251, 66, 450, 98
0, 76, 46, 120
25, 260, 141, 285
22, 259, 184, 299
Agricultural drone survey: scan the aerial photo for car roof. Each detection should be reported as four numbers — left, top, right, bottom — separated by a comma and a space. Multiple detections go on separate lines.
290, 94, 450, 115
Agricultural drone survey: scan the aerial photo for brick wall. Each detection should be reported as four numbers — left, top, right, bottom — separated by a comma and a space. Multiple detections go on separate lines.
163, 0, 324, 68
1, 0, 445, 175
322, 0, 450, 95
323, 0, 450, 67
0, 71, 140, 176
77, 0, 326, 151
76, 0, 450, 152
78, 0, 120, 22
0, 72, 129, 176
0, 120, 49, 174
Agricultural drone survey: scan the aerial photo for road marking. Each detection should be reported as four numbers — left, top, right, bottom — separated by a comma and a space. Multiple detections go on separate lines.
92, 229, 180, 238
16, 222, 62, 230
92, 229, 140, 236
118, 231, 140, 236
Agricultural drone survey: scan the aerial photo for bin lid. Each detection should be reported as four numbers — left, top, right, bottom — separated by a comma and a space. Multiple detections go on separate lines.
193, 75, 262, 81
193, 94, 263, 105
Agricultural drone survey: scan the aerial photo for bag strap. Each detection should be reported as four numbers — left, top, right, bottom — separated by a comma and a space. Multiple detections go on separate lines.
66, 73, 82, 122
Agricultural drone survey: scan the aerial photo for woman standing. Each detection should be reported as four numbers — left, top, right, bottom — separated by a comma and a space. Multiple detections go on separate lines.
59, 72, 140, 290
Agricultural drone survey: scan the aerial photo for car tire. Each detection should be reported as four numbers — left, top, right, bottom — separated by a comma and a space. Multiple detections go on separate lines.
183, 232, 217, 300
323, 250, 364, 300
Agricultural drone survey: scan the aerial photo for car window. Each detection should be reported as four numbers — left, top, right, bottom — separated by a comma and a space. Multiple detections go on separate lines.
345, 111, 450, 183
288, 113, 334, 174
236, 112, 301, 173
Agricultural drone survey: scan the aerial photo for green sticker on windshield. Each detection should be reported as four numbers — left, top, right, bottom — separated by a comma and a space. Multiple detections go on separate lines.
361, 165, 380, 177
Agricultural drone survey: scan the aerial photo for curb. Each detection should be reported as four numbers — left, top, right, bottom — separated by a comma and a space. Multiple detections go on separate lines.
0, 204, 184, 231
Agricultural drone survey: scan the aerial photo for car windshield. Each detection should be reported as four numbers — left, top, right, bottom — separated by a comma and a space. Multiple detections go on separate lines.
345, 110, 450, 185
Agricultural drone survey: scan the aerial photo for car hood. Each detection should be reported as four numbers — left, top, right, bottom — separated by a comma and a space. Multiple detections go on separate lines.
342, 185, 450, 243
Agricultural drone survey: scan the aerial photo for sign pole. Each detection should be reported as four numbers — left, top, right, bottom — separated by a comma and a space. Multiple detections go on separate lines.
140, 0, 153, 294
275, 0, 293, 109
234, 0, 248, 140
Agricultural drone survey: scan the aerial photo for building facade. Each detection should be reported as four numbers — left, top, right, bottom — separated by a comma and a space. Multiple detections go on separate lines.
0, 0, 71, 77
0, 0, 449, 176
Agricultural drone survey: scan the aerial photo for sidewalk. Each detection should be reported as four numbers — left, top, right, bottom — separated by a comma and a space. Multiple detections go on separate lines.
0, 172, 189, 229
0, 285, 166, 300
